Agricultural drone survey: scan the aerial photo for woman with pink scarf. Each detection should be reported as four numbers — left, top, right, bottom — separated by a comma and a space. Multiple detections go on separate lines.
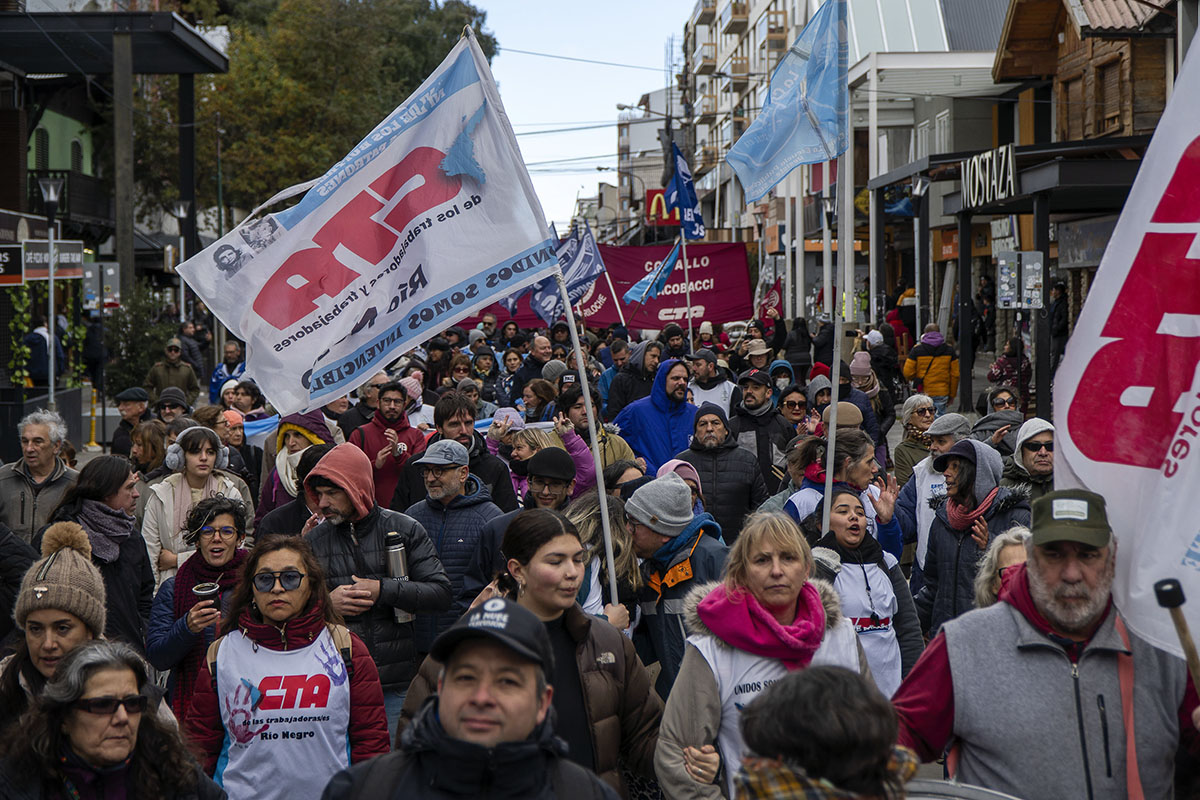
654, 511, 868, 799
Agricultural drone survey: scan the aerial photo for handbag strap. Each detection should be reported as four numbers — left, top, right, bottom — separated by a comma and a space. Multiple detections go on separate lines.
1115, 615, 1144, 800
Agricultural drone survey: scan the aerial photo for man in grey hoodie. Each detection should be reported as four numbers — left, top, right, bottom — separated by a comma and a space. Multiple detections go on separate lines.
1001, 418, 1054, 501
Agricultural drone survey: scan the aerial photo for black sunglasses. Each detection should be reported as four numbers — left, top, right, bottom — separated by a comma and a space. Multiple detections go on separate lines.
781, 400, 805, 410
1022, 440, 1054, 453
75, 694, 148, 715
991, 396, 1018, 408
252, 569, 306, 592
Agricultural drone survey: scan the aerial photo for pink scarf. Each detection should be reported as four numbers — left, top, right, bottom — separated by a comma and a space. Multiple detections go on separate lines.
697, 582, 827, 670
946, 486, 1000, 531
172, 472, 222, 543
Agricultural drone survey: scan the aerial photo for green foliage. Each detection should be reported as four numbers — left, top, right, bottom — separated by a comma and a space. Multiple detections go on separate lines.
103, 281, 179, 400
116, 0, 497, 219
7, 285, 31, 386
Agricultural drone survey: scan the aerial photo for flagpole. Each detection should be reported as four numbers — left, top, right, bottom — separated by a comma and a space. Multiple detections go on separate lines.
680, 234, 694, 351
555, 267, 620, 605
603, 271, 628, 327
822, 151, 848, 535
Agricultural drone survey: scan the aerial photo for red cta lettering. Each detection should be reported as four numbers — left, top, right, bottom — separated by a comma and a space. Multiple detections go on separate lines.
257, 674, 333, 710
253, 146, 461, 329
1069, 139, 1200, 468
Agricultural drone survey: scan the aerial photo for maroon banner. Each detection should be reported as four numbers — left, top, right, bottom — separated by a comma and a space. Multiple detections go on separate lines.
758, 278, 783, 320
467, 242, 752, 330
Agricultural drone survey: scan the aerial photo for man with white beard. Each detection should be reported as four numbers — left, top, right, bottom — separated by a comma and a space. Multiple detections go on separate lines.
891, 489, 1199, 800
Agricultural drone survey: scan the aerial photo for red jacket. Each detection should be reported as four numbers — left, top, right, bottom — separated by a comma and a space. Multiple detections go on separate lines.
184, 598, 390, 773
893, 564, 1199, 761
348, 411, 426, 507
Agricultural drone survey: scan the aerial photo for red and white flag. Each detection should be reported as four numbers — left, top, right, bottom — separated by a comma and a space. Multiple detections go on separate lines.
758, 278, 783, 321
1056, 47, 1200, 656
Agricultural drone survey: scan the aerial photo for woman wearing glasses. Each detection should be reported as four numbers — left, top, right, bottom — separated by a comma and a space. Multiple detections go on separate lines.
971, 384, 1024, 456
972, 526, 1030, 608
147, 496, 249, 718
776, 383, 808, 430
0, 640, 223, 799
186, 535, 389, 798
892, 394, 936, 487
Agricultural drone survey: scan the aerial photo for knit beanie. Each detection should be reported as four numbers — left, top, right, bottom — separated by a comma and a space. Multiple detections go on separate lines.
15, 522, 107, 637
625, 472, 694, 538
399, 374, 423, 403
542, 360, 568, 385
694, 402, 729, 432
222, 409, 244, 428
850, 352, 873, 377
699, 321, 714, 335
220, 378, 240, 397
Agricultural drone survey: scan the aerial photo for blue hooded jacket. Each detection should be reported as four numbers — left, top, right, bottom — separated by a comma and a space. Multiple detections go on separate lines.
768, 358, 795, 405
614, 358, 697, 474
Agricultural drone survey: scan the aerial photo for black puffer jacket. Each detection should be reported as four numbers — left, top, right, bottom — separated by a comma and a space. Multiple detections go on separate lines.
324, 698, 617, 800
403, 475, 503, 650
676, 437, 768, 543
605, 341, 657, 420
727, 402, 794, 494
0, 761, 225, 800
303, 445, 452, 691
0, 526, 35, 645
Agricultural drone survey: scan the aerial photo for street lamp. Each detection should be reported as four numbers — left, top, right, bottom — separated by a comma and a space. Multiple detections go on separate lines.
169, 200, 191, 322
37, 176, 63, 411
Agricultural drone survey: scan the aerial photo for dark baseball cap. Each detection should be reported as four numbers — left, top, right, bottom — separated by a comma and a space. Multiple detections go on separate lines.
1032, 489, 1112, 548
430, 597, 554, 671
738, 368, 771, 386
686, 349, 717, 365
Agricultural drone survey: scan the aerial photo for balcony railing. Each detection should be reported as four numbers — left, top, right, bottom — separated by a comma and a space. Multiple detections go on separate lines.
697, 94, 718, 122
693, 0, 715, 24
720, 1, 748, 34
26, 169, 112, 226
696, 41, 716, 74
729, 55, 750, 89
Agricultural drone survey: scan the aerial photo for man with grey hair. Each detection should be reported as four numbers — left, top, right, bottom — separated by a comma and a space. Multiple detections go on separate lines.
893, 490, 1198, 800
0, 409, 78, 543
895, 412, 970, 595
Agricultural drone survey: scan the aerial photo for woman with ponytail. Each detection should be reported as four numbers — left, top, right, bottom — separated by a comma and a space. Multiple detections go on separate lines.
398, 509, 672, 798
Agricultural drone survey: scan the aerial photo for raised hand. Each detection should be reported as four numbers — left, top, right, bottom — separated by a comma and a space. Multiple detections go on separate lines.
868, 474, 900, 524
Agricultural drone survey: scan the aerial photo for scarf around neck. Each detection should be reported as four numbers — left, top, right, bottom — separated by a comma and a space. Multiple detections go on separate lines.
902, 422, 932, 448
276, 446, 306, 498
171, 548, 247, 718
946, 486, 1000, 531
697, 582, 826, 670
853, 372, 880, 399
172, 472, 222, 546
76, 499, 135, 564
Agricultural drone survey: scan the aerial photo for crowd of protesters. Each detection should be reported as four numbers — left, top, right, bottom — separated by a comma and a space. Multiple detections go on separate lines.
0, 301, 1194, 800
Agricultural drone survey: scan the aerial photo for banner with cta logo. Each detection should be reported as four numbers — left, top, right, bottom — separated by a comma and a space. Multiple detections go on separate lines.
1055, 44, 1200, 658
178, 30, 554, 415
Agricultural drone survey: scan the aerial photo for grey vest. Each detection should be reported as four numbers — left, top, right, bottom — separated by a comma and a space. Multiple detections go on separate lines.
943, 602, 1185, 800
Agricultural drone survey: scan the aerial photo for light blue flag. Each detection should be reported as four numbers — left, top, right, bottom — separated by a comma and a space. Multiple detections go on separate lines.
243, 414, 280, 449
725, 0, 848, 203
664, 143, 705, 240
561, 219, 606, 303
622, 239, 681, 305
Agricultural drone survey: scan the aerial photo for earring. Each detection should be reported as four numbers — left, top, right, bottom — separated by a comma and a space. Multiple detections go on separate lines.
517, 581, 525, 596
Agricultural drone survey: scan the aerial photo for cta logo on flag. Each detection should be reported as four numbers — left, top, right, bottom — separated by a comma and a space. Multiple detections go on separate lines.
179, 31, 555, 414
726, 0, 848, 203
1056, 43, 1200, 658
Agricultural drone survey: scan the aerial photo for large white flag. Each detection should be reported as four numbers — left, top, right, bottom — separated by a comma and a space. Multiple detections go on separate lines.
1055, 45, 1200, 656
179, 30, 555, 414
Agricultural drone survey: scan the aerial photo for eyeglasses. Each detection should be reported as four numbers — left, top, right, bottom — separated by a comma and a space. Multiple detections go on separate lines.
420, 464, 460, 477
252, 569, 306, 592
781, 400, 805, 410
198, 525, 237, 540
74, 694, 148, 715
914, 407, 936, 417
530, 477, 570, 493
1022, 440, 1054, 453
991, 396, 1018, 408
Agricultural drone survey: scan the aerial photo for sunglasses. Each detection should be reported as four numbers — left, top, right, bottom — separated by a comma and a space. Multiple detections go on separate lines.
252, 569, 306, 592
452, 367, 470, 374
199, 525, 238, 540
166, 347, 181, 353
75, 694, 148, 715
160, 403, 183, 410
781, 400, 805, 410
991, 396, 1018, 408
1022, 440, 1054, 453
914, 407, 936, 416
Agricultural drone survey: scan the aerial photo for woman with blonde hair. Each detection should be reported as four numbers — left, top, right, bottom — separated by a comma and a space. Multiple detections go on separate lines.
565, 490, 641, 632
656, 510, 866, 798
486, 415, 594, 500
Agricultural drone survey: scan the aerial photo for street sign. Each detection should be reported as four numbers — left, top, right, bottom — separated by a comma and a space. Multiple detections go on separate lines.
22, 240, 85, 280
0, 244, 23, 286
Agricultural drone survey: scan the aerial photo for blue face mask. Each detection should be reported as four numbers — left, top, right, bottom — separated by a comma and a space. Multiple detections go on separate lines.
693, 498, 705, 515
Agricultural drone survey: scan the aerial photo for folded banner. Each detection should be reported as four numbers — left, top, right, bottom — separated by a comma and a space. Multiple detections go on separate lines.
530, 219, 606, 324
178, 30, 554, 414
1055, 41, 1200, 658
468, 242, 753, 329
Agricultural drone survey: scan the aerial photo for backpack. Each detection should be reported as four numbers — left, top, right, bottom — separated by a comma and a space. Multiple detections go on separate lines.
206, 623, 354, 690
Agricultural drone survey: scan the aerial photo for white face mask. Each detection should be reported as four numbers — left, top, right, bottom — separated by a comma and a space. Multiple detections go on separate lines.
775, 378, 790, 391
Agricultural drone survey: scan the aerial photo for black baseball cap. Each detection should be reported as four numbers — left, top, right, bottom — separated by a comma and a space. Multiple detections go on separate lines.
738, 368, 771, 386
686, 349, 717, 365
430, 597, 554, 671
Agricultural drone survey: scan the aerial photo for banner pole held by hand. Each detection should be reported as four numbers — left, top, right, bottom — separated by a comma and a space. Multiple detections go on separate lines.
1155, 579, 1200, 693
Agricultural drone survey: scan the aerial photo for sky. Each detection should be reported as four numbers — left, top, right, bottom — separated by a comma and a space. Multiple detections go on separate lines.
477, 0, 696, 230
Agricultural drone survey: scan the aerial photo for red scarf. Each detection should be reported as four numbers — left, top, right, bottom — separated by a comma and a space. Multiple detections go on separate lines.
804, 462, 826, 485
170, 549, 247, 718
945, 486, 1000, 531
697, 582, 827, 670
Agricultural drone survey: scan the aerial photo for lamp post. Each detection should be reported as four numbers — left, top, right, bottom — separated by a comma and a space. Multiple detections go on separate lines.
37, 176, 64, 411
170, 200, 191, 322
912, 176, 931, 336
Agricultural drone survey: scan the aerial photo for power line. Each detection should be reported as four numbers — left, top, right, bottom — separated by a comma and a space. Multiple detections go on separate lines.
499, 47, 670, 74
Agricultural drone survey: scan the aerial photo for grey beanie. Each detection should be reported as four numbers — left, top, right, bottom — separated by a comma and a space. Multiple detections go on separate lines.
926, 412, 971, 439
625, 472, 694, 538
542, 360, 569, 384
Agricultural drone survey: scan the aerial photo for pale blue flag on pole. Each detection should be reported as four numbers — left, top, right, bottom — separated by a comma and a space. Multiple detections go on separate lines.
725, 0, 848, 203
622, 238, 681, 305
561, 219, 606, 302
664, 143, 705, 240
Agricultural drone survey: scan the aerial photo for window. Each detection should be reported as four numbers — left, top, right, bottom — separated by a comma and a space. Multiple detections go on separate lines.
934, 111, 950, 153
917, 121, 930, 159
34, 128, 49, 170
71, 140, 83, 173
1096, 60, 1122, 135
1061, 77, 1084, 140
